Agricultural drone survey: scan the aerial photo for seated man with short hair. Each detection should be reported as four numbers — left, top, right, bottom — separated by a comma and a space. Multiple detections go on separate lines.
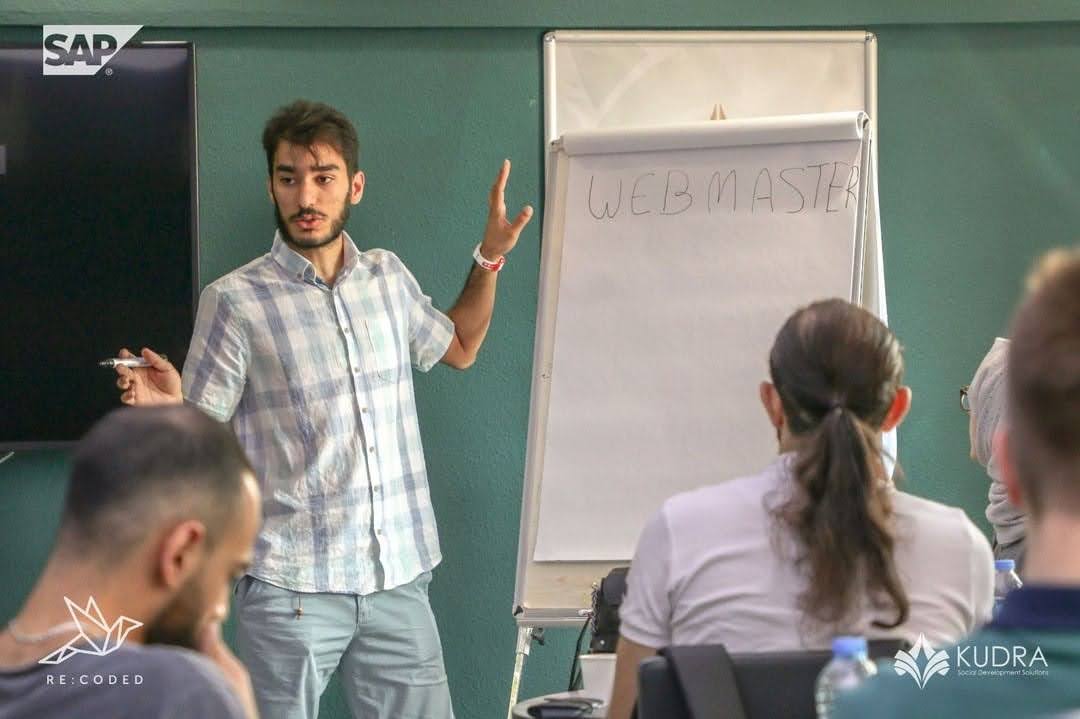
836, 247, 1080, 718
0, 406, 263, 719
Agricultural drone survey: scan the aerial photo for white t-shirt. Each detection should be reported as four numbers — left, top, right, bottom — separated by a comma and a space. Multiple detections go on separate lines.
619, 454, 994, 652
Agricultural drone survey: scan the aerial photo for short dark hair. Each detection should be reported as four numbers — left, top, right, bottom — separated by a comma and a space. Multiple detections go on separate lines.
59, 406, 254, 557
1008, 247, 1080, 515
262, 100, 360, 177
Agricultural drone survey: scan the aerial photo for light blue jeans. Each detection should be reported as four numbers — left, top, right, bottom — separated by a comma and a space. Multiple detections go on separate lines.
234, 572, 454, 719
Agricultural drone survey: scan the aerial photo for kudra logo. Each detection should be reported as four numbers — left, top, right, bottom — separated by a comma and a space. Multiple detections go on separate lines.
39, 597, 142, 665
893, 633, 950, 689
42, 25, 142, 76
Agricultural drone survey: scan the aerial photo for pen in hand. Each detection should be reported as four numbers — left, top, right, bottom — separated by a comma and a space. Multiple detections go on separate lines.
112, 348, 182, 406
99, 355, 168, 368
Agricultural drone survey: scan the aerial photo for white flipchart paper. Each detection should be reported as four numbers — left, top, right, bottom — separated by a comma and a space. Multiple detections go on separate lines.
533, 118, 865, 560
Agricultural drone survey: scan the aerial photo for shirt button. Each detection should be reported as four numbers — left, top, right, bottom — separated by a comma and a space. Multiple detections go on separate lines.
342, 326, 351, 334
361, 407, 368, 414
373, 486, 381, 493
368, 446, 376, 454
376, 529, 383, 536
353, 366, 360, 374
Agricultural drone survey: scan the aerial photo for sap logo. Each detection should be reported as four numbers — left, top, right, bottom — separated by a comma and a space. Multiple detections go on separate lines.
42, 25, 142, 76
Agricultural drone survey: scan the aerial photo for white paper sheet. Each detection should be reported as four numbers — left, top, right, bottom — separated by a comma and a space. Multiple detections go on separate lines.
533, 124, 865, 561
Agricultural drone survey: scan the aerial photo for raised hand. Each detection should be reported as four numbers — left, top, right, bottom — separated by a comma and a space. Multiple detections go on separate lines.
115, 347, 183, 406
480, 159, 533, 261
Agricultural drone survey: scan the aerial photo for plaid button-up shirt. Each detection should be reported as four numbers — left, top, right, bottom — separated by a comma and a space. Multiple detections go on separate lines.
182, 232, 454, 594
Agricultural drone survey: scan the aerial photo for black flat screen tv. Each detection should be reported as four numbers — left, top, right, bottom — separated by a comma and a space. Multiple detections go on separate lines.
0, 42, 197, 449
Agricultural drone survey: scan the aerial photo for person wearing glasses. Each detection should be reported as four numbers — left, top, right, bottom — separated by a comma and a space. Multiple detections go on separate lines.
837, 248, 1080, 719
964, 338, 1026, 569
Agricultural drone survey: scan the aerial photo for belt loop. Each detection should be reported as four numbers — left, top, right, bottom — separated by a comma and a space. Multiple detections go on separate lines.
294, 594, 303, 619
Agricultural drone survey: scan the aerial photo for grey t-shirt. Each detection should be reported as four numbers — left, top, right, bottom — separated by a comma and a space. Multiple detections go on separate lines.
0, 642, 245, 719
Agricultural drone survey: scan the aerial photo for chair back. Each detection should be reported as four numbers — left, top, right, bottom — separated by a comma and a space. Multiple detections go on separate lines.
637, 639, 908, 719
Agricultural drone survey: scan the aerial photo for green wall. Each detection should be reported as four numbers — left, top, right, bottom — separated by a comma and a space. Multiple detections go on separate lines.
1, 9, 1078, 719
2, 1, 1079, 26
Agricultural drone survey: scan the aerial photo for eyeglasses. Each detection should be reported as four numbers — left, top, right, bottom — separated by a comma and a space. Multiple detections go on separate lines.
960, 385, 971, 414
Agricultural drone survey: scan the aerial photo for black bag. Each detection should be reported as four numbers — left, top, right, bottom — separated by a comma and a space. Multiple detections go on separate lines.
589, 566, 629, 653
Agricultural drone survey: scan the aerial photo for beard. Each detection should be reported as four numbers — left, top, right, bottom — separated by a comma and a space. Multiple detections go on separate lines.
144, 574, 205, 650
274, 193, 351, 251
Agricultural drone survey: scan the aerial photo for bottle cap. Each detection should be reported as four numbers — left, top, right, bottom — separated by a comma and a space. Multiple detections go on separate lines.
995, 559, 1016, 572
831, 635, 868, 658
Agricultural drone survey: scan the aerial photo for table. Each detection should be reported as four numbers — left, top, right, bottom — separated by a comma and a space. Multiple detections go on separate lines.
512, 690, 608, 718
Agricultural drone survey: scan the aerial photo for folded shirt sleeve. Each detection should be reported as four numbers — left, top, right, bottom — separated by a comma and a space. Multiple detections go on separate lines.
182, 283, 249, 421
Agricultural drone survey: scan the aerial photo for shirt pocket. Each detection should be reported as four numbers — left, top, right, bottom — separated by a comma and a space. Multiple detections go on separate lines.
362, 314, 401, 385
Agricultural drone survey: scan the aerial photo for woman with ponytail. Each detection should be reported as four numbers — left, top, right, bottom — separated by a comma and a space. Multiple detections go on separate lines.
608, 299, 994, 719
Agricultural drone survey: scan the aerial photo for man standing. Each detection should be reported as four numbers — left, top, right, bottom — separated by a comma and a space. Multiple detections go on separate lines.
117, 100, 533, 718
836, 247, 1080, 718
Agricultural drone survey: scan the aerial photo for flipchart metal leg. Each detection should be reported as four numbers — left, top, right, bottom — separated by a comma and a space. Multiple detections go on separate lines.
507, 626, 542, 719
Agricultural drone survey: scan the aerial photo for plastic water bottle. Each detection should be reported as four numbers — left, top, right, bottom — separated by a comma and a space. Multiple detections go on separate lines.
994, 559, 1023, 618
814, 636, 878, 719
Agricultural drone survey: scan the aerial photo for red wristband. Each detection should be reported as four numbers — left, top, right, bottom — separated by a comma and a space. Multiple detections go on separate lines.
473, 244, 506, 272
